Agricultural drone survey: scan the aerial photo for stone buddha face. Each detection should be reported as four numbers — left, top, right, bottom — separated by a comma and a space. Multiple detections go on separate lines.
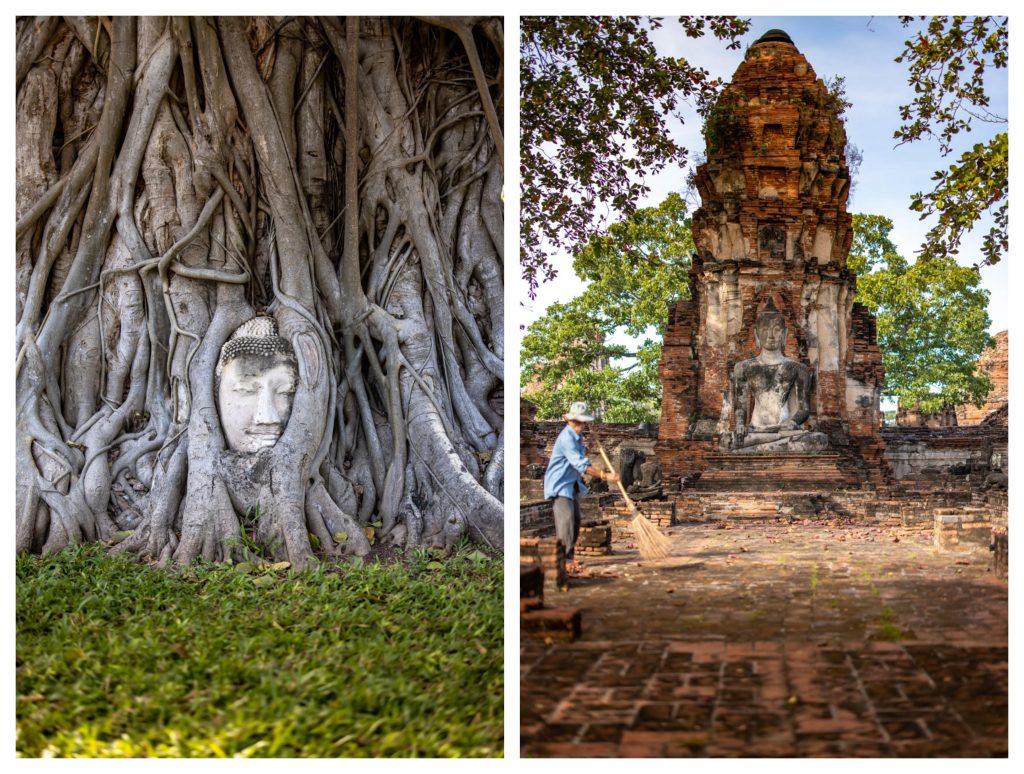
754, 310, 786, 356
216, 317, 298, 453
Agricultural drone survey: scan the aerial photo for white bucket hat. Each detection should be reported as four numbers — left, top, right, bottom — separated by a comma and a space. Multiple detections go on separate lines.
564, 401, 595, 422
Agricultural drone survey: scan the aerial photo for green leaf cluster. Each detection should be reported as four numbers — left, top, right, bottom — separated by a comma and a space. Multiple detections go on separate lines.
520, 16, 749, 294
850, 213, 993, 412
522, 193, 693, 422
895, 16, 1007, 266
909, 132, 1007, 266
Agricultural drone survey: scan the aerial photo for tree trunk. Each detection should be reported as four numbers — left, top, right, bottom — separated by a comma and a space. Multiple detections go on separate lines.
15, 16, 504, 566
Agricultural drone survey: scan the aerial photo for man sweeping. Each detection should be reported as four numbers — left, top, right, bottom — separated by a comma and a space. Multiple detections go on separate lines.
544, 402, 619, 572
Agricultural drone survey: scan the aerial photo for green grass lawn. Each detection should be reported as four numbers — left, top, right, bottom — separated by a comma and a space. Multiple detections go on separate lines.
17, 544, 503, 757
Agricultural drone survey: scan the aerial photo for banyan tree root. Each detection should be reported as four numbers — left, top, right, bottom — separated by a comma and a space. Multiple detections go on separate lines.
15, 16, 504, 566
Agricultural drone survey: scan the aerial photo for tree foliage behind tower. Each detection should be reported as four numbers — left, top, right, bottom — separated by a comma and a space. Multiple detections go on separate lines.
522, 193, 693, 422
849, 213, 992, 412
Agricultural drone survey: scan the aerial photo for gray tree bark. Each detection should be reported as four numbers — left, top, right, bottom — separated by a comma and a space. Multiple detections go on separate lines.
15, 16, 504, 568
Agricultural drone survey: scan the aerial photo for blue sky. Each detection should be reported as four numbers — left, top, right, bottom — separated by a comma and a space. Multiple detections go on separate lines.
522, 16, 1009, 340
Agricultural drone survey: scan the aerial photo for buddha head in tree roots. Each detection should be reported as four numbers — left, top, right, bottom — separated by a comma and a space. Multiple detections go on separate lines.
216, 316, 298, 453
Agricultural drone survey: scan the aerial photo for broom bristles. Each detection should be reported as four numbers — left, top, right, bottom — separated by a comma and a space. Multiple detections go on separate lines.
631, 510, 672, 560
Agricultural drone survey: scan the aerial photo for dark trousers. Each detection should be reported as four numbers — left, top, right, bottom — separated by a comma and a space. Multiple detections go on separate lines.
552, 495, 582, 561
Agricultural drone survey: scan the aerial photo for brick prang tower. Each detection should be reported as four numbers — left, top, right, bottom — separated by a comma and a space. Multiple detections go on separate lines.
657, 29, 887, 488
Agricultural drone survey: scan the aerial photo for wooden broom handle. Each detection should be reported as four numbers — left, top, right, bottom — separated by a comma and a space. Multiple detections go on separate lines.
593, 437, 637, 512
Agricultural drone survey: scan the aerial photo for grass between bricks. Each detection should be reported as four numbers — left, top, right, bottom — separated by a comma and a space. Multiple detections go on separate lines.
17, 543, 503, 758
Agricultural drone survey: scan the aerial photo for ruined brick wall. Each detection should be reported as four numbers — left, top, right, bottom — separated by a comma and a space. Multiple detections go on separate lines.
981, 404, 1008, 428
956, 330, 1008, 426
520, 499, 555, 537
520, 397, 546, 472
655, 438, 717, 486
658, 299, 700, 439
882, 425, 1007, 481
846, 304, 888, 482
896, 403, 959, 428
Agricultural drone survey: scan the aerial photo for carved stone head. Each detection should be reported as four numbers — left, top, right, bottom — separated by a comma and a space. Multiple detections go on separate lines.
753, 301, 786, 354
216, 316, 298, 453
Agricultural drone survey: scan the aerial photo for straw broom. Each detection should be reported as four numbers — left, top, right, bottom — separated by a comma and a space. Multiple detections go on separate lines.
593, 437, 672, 561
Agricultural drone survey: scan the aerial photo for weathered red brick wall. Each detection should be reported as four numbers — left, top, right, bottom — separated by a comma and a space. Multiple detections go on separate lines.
956, 330, 1008, 426
658, 299, 700, 439
844, 304, 888, 485
654, 438, 717, 486
520, 397, 546, 472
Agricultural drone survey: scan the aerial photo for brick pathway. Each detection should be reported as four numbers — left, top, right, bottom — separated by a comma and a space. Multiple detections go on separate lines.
521, 519, 1008, 757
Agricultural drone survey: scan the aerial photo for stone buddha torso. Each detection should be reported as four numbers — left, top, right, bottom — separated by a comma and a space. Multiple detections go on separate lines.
725, 306, 827, 453
736, 356, 807, 431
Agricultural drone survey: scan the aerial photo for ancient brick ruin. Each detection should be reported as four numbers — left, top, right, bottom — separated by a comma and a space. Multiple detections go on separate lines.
519, 27, 1007, 754
657, 28, 886, 494
957, 330, 1009, 425
520, 29, 1007, 582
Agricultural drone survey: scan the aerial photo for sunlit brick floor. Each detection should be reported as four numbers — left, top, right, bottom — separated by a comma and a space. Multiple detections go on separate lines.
520, 519, 1007, 757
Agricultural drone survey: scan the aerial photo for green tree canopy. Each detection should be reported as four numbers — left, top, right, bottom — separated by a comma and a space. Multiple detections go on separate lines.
520, 16, 749, 295
521, 193, 693, 421
896, 16, 1007, 265
849, 213, 993, 412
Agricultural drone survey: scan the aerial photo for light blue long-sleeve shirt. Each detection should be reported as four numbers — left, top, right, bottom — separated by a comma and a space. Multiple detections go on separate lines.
543, 424, 591, 499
